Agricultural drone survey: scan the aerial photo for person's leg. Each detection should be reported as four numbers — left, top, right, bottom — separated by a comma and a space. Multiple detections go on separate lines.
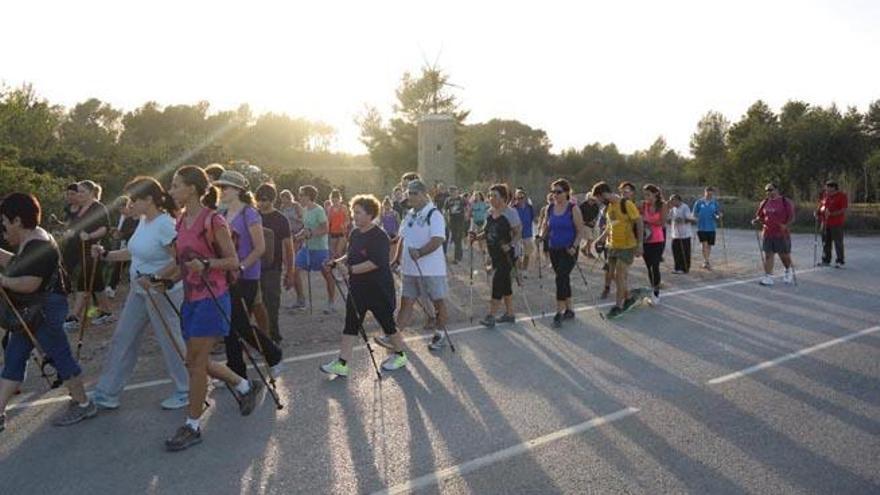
821, 226, 832, 264
236, 281, 283, 367
683, 238, 692, 273
549, 249, 565, 313
433, 299, 448, 331
672, 239, 683, 272
94, 290, 151, 399
452, 225, 464, 263
321, 267, 336, 306
833, 225, 845, 264
615, 261, 630, 307
145, 287, 189, 395
260, 269, 282, 341
186, 337, 215, 421
225, 283, 248, 379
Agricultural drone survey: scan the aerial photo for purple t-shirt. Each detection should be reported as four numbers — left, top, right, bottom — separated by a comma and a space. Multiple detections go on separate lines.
226, 206, 263, 280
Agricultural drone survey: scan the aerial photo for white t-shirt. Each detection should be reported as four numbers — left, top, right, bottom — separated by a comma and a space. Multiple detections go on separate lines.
400, 202, 448, 277
668, 204, 694, 239
127, 213, 177, 291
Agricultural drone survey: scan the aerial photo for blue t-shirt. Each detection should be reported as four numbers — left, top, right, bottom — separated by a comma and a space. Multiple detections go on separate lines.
693, 198, 719, 232
515, 203, 535, 239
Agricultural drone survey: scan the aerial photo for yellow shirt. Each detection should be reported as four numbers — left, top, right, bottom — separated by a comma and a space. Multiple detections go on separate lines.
605, 199, 641, 249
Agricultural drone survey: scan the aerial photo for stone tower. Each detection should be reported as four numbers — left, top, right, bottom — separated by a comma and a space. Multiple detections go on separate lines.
417, 114, 456, 187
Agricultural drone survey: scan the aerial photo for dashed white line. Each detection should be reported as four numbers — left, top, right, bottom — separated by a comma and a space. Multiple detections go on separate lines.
371, 407, 640, 495
708, 325, 880, 385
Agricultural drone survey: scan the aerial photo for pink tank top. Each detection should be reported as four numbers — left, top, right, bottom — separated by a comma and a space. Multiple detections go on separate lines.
641, 202, 665, 244
175, 207, 230, 302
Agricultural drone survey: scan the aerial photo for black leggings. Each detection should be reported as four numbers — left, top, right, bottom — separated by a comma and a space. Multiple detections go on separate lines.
642, 242, 664, 293
226, 279, 283, 380
490, 252, 513, 300
343, 284, 397, 336
548, 248, 577, 301
671, 238, 691, 273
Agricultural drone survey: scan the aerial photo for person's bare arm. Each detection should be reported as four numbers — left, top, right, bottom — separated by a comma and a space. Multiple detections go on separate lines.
241, 221, 265, 270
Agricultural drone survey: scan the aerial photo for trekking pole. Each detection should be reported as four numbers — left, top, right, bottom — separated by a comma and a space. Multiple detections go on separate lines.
468, 240, 475, 323
237, 296, 281, 393
305, 247, 313, 315
812, 216, 820, 267
719, 214, 729, 269
573, 251, 592, 305
141, 279, 211, 408
412, 256, 456, 352
0, 286, 63, 389
754, 225, 766, 273
507, 249, 537, 329
197, 269, 284, 410
75, 243, 100, 361
328, 268, 382, 380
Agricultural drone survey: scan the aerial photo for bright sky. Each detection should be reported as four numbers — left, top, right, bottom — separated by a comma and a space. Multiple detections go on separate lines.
3, 0, 878, 157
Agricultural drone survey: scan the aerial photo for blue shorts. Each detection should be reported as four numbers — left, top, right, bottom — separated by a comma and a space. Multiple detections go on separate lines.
295, 249, 330, 272
2, 293, 82, 382
181, 293, 231, 340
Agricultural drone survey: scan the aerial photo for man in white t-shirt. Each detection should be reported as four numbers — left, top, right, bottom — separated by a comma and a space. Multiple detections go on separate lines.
393, 179, 450, 351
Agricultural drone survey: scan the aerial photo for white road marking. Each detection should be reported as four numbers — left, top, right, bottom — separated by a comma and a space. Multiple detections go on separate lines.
7, 269, 818, 411
371, 407, 640, 495
708, 325, 880, 385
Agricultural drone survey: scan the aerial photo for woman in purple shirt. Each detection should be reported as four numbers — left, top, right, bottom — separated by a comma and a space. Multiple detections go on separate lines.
214, 171, 283, 380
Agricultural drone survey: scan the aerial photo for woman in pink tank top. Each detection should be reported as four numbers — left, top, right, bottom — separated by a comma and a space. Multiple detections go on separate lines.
152, 166, 266, 452
640, 184, 668, 304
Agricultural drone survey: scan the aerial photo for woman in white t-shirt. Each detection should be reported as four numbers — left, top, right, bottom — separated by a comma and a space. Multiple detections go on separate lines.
88, 177, 189, 410
666, 194, 695, 274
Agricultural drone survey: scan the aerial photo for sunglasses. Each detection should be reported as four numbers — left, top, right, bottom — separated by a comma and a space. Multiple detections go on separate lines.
407, 190, 420, 196
551, 189, 565, 194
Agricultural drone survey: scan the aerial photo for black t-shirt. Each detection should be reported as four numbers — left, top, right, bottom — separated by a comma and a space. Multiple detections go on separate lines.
347, 226, 394, 297
260, 210, 292, 271
68, 201, 111, 254
434, 192, 449, 211
485, 213, 513, 265
6, 238, 65, 298
445, 196, 467, 224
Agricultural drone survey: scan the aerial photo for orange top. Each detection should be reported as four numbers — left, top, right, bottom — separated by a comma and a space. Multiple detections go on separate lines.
327, 204, 349, 234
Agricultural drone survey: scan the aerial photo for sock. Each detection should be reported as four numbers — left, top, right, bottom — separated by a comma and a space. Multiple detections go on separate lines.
235, 379, 251, 395
338, 358, 347, 366
185, 417, 201, 431
79, 400, 92, 408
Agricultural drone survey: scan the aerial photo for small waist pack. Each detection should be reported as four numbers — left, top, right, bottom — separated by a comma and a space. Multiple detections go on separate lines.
0, 292, 46, 334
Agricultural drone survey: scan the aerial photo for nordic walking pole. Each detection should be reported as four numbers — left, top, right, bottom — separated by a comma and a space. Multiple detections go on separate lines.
468, 239, 475, 323
76, 242, 100, 361
305, 246, 313, 315
718, 213, 728, 269
142, 280, 211, 408
328, 268, 382, 380
0, 286, 63, 389
412, 256, 456, 353
536, 237, 545, 318
238, 297, 281, 393
812, 216, 820, 267
197, 269, 284, 410
507, 249, 537, 329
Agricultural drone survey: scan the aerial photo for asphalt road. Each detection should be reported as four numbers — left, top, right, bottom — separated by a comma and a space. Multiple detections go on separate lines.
2, 230, 878, 494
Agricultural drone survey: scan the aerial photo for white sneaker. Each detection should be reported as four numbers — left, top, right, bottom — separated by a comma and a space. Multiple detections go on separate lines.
783, 269, 793, 285
270, 362, 286, 380
650, 293, 661, 305
92, 312, 116, 326
759, 275, 774, 286
104, 287, 116, 299
322, 304, 337, 315
160, 392, 190, 410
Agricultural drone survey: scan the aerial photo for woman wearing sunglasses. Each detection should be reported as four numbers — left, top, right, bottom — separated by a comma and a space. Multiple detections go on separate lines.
539, 179, 585, 328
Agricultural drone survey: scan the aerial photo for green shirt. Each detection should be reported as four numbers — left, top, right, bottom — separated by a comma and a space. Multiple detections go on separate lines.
303, 204, 329, 250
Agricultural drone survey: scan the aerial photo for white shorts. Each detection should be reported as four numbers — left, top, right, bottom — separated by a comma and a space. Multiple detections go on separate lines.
401, 275, 448, 301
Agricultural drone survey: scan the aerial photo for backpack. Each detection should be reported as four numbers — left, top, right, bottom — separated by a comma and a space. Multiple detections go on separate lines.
408, 206, 440, 226
618, 197, 652, 243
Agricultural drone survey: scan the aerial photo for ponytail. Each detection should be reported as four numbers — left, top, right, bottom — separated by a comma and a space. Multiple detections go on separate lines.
203, 186, 219, 210
160, 192, 179, 218
239, 189, 256, 207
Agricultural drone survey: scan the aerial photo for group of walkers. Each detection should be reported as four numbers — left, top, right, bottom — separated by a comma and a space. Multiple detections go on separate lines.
0, 164, 850, 451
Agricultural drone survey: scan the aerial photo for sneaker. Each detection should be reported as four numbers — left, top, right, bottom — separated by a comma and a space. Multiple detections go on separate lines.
672, 270, 684, 275
63, 316, 79, 333
165, 424, 202, 452
381, 352, 408, 371
270, 362, 286, 380
649, 293, 661, 306
552, 313, 563, 329
783, 269, 793, 285
622, 296, 638, 312
817, 261, 831, 267
322, 304, 337, 315
92, 312, 116, 326
104, 287, 116, 299
479, 315, 496, 328
607, 306, 624, 319
161, 391, 190, 410
428, 332, 447, 351
563, 309, 575, 320
238, 380, 264, 416
600, 287, 610, 300
287, 301, 306, 312
497, 314, 516, 324
759, 275, 774, 286
373, 335, 394, 350
834, 261, 845, 269
320, 358, 349, 377
52, 400, 98, 427
89, 390, 120, 410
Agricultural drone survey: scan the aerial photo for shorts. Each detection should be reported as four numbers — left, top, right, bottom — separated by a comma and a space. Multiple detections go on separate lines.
697, 231, 716, 246
295, 248, 330, 271
763, 236, 791, 254
401, 275, 448, 301
330, 233, 345, 239
522, 238, 535, 256
181, 292, 231, 339
607, 247, 635, 266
